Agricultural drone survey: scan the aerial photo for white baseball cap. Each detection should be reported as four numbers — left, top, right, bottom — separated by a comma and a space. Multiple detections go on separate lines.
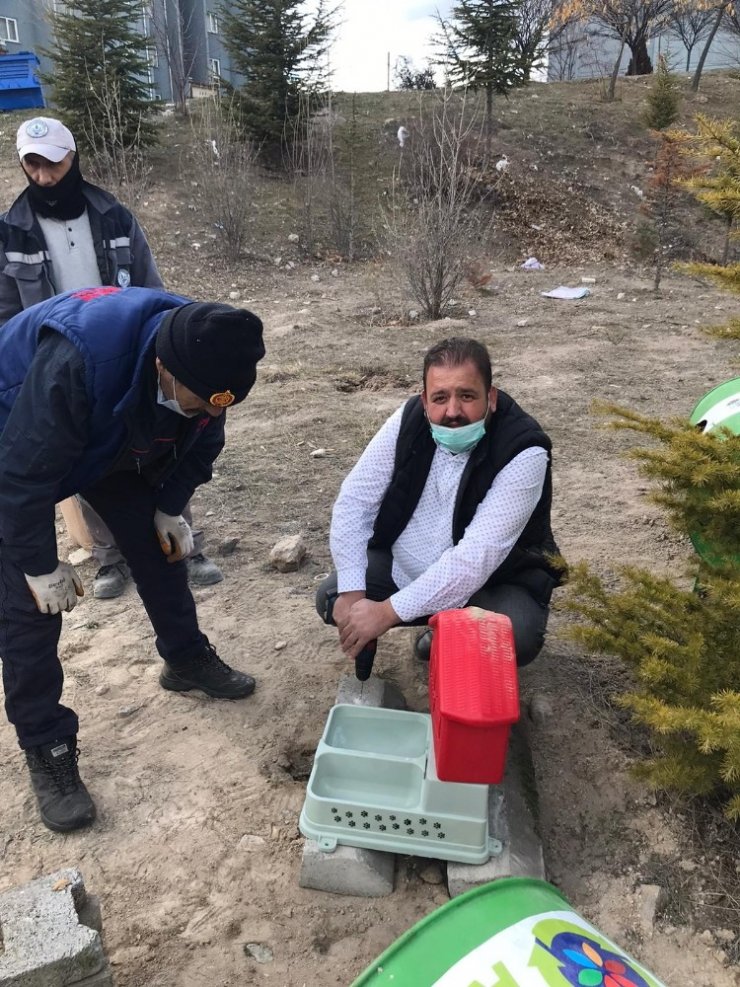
16, 117, 76, 163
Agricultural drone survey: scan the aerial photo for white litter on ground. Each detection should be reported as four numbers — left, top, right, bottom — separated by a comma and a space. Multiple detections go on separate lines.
541, 285, 591, 300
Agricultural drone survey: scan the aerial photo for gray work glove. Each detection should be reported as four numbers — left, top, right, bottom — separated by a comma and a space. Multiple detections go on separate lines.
24, 562, 84, 614
154, 509, 194, 562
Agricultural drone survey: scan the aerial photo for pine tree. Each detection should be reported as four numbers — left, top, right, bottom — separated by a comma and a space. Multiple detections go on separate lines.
328, 93, 381, 261
221, 0, 336, 160
564, 406, 740, 819
394, 57, 437, 91
641, 129, 695, 291
436, 0, 526, 139
45, 0, 156, 153
676, 115, 740, 338
643, 54, 681, 131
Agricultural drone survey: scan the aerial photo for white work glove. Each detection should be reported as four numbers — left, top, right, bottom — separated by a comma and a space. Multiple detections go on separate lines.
154, 509, 194, 562
24, 563, 84, 615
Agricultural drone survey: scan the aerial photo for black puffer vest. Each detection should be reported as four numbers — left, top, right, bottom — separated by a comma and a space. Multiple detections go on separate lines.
368, 392, 564, 604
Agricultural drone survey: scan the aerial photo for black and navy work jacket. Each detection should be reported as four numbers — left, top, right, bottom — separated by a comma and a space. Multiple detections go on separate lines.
0, 287, 225, 574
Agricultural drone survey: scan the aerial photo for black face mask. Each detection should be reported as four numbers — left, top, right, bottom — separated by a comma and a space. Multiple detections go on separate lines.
24, 153, 86, 221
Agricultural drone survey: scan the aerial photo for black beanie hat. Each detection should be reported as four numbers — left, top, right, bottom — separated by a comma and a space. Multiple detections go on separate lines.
156, 302, 265, 406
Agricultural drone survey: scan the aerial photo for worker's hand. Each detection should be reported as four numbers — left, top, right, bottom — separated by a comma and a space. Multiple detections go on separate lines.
154, 509, 194, 562
339, 598, 399, 660
24, 563, 84, 615
332, 591, 366, 633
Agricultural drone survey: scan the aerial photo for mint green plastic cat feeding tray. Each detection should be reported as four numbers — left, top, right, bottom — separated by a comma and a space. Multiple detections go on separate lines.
324, 704, 429, 758
299, 705, 497, 864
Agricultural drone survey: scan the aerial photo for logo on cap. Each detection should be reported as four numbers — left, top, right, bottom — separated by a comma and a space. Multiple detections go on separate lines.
210, 389, 235, 408
26, 120, 49, 138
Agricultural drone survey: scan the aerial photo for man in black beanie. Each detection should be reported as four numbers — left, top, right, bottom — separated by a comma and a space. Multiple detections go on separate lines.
0, 286, 265, 833
0, 116, 226, 598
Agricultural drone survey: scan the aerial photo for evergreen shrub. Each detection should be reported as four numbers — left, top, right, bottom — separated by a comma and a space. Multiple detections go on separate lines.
564, 406, 740, 818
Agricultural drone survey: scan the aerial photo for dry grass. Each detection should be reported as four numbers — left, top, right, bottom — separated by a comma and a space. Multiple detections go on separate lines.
134, 71, 740, 271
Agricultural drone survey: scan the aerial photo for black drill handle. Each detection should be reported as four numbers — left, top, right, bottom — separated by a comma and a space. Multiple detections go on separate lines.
354, 640, 377, 682
323, 592, 377, 681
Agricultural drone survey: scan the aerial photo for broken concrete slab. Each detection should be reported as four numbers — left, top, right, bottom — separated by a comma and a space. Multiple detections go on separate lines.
447, 723, 546, 897
299, 839, 395, 897
0, 868, 112, 987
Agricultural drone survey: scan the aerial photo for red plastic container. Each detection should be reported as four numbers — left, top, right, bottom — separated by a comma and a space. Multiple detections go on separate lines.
429, 608, 520, 785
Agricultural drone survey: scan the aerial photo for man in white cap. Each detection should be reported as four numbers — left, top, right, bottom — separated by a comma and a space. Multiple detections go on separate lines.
0, 116, 224, 594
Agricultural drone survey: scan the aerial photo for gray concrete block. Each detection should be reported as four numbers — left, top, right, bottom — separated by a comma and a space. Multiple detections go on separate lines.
299, 839, 395, 897
447, 723, 546, 897
0, 868, 110, 987
334, 673, 406, 709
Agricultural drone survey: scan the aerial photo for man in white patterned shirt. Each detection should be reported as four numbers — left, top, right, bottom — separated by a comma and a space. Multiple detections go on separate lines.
316, 337, 563, 667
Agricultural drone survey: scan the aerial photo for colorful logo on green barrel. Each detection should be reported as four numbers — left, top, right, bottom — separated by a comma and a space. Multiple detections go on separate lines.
536, 930, 650, 986
529, 918, 665, 987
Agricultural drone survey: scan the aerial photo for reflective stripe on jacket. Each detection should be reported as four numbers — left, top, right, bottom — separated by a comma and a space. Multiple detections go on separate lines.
0, 183, 163, 326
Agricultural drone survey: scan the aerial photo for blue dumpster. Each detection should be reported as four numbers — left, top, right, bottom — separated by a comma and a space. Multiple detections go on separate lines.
0, 51, 45, 111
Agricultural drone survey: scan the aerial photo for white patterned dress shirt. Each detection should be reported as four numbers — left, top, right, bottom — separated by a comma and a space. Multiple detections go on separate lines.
330, 402, 548, 623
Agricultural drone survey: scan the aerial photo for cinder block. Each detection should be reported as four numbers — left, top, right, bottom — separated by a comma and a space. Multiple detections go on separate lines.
0, 868, 112, 987
447, 723, 546, 897
334, 673, 406, 710
299, 839, 395, 897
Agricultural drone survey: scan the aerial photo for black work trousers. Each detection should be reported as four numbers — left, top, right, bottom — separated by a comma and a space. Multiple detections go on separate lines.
316, 548, 549, 666
0, 471, 207, 749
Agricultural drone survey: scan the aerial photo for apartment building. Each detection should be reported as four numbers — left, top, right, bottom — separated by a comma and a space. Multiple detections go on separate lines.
0, 0, 241, 104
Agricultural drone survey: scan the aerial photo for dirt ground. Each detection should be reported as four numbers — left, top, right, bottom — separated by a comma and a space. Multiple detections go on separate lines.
2, 104, 740, 986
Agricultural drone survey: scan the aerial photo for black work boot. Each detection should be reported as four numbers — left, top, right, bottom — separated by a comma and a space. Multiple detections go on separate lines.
159, 643, 256, 699
186, 553, 224, 586
25, 738, 96, 833
93, 561, 130, 599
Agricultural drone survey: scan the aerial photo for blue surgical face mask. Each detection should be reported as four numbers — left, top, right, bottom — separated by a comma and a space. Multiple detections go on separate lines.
429, 417, 486, 454
157, 372, 200, 418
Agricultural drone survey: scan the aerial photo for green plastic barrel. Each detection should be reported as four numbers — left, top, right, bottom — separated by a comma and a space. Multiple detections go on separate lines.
688, 377, 740, 566
351, 878, 667, 986
690, 377, 740, 436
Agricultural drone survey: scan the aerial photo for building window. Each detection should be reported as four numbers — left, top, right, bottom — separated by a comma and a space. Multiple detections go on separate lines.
147, 46, 159, 68
207, 11, 219, 34
209, 58, 221, 80
0, 16, 19, 43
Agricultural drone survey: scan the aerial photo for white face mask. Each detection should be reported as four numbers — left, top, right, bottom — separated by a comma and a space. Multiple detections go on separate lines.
157, 372, 200, 418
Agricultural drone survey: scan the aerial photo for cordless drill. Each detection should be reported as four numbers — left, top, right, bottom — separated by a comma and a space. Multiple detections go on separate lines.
323, 592, 377, 681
